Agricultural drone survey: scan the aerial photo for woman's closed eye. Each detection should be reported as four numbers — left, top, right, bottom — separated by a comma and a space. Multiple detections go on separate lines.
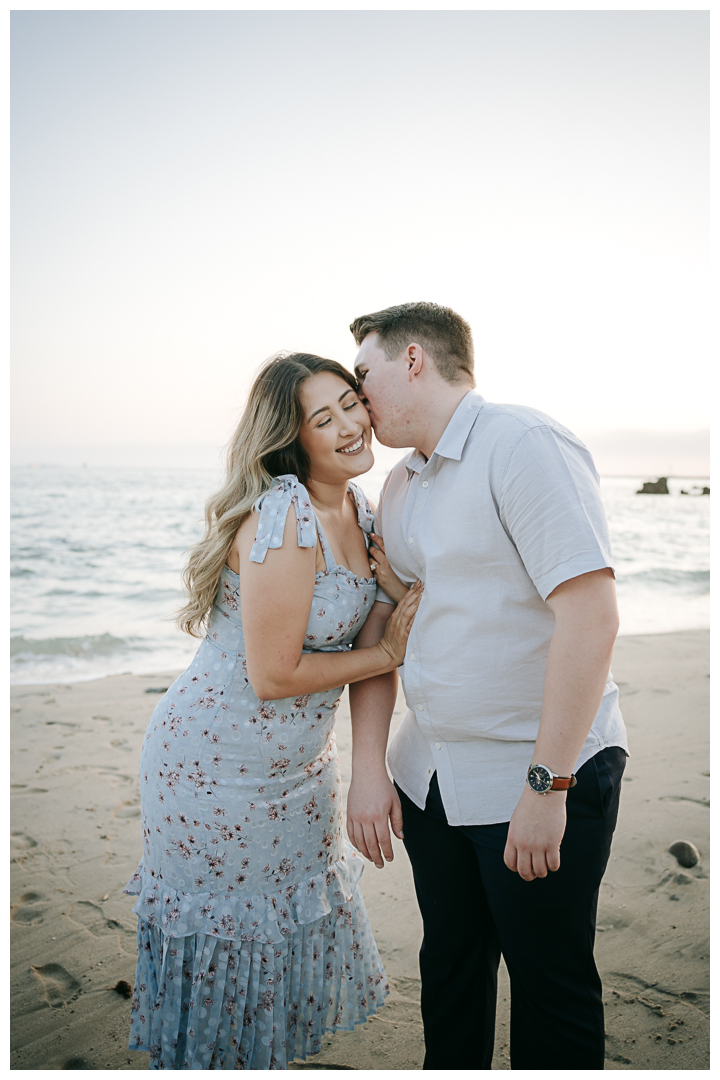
316, 401, 359, 428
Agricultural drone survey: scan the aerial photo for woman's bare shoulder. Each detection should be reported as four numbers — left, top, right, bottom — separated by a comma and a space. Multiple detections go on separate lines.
227, 510, 261, 573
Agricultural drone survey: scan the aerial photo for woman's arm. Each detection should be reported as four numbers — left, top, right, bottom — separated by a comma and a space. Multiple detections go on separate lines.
236, 505, 422, 700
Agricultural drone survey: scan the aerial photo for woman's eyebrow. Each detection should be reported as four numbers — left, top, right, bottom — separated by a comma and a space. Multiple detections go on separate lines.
308, 388, 354, 421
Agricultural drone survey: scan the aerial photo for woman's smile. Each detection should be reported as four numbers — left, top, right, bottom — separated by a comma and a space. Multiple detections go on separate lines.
337, 435, 365, 455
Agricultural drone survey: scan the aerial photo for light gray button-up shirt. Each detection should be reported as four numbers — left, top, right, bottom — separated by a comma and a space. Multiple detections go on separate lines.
374, 391, 628, 826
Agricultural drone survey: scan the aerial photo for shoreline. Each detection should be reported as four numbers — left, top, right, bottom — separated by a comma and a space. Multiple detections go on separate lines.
11, 630, 709, 1070
9, 625, 711, 690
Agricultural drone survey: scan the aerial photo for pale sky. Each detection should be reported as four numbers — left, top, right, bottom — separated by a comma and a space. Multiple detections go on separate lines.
11, 10, 709, 452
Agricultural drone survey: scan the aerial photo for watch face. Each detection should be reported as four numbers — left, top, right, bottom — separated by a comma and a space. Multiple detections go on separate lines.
527, 765, 553, 793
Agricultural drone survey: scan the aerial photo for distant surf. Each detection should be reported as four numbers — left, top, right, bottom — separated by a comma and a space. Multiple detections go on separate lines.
10, 465, 710, 684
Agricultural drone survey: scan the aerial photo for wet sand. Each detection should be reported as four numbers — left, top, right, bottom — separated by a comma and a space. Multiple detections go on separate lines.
10, 630, 709, 1070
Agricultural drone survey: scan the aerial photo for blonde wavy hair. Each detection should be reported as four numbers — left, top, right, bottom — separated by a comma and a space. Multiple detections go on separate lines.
177, 352, 358, 637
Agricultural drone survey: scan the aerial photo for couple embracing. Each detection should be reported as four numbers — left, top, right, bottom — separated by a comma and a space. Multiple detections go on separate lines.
125, 302, 628, 1070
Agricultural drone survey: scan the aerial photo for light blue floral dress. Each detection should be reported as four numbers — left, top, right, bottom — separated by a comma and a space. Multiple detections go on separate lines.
124, 476, 389, 1069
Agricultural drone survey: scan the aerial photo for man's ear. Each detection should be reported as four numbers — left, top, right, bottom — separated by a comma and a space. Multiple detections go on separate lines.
406, 343, 424, 380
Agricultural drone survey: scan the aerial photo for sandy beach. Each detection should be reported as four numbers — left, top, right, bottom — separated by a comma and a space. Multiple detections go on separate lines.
10, 629, 709, 1071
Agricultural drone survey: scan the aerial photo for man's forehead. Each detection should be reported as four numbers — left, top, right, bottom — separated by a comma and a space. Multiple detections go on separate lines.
354, 334, 382, 370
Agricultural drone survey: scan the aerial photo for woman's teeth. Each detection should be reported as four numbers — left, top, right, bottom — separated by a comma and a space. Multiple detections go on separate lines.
338, 437, 364, 454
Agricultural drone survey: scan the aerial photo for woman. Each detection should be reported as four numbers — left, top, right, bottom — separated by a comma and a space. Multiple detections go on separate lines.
124, 353, 421, 1069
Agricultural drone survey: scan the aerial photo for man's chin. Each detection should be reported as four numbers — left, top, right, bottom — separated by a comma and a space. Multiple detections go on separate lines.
369, 420, 391, 447
371, 424, 404, 449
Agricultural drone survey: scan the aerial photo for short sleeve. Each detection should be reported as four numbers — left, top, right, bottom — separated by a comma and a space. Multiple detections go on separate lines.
249, 475, 317, 564
498, 425, 614, 601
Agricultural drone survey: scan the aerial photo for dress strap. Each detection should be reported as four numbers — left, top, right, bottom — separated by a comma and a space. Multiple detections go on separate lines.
249, 475, 317, 564
347, 482, 375, 539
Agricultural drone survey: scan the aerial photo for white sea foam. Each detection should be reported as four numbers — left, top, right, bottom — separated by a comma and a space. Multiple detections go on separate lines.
10, 465, 709, 684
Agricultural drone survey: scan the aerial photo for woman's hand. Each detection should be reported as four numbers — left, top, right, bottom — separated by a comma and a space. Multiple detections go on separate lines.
369, 533, 413, 604
376, 581, 423, 667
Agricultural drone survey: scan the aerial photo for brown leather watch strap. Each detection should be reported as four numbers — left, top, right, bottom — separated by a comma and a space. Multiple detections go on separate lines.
550, 774, 577, 791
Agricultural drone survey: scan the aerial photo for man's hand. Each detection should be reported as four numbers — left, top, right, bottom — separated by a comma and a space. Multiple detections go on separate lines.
347, 768, 404, 869
504, 785, 567, 881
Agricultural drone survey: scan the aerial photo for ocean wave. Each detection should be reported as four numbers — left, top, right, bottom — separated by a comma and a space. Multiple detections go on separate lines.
617, 568, 709, 592
11, 465, 709, 681
10, 632, 144, 660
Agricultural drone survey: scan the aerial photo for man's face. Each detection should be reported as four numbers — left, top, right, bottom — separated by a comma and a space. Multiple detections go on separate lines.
354, 332, 414, 448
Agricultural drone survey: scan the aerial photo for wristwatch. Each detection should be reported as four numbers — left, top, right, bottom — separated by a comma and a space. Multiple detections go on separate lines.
526, 763, 577, 794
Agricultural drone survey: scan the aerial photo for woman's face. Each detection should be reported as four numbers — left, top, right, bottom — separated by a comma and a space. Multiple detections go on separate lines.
298, 371, 374, 484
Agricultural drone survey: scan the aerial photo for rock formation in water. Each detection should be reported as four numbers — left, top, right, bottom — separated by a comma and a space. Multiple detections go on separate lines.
637, 477, 669, 494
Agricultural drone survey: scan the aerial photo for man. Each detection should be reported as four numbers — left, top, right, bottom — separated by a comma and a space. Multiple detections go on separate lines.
345, 302, 628, 1070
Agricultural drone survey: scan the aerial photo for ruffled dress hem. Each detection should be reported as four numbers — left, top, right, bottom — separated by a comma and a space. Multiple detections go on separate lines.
124, 846, 389, 1069
123, 844, 366, 945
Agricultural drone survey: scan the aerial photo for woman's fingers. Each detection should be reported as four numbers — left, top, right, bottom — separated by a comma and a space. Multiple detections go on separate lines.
369, 533, 386, 554
378, 582, 423, 665
398, 582, 423, 620
398, 581, 423, 607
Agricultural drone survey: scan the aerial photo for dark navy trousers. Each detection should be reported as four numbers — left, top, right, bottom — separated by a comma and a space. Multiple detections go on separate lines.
396, 746, 626, 1070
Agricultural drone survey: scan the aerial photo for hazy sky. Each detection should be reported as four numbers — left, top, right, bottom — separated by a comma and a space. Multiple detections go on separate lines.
11, 10, 709, 450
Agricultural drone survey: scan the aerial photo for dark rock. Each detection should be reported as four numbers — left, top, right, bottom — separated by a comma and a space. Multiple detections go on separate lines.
112, 979, 133, 999
668, 840, 700, 867
145, 687, 169, 694
637, 477, 669, 494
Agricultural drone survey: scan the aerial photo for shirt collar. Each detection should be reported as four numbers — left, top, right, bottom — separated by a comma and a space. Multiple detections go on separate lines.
405, 391, 485, 476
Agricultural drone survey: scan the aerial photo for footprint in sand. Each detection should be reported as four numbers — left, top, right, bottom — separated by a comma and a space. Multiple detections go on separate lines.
31, 963, 82, 1008
11, 891, 48, 924
95, 768, 135, 788
112, 800, 141, 820
11, 832, 38, 861
70, 900, 132, 939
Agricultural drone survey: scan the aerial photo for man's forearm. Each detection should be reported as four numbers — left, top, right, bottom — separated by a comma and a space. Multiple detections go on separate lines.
349, 671, 398, 773
534, 568, 619, 775
504, 570, 619, 880
348, 601, 398, 774
346, 602, 403, 868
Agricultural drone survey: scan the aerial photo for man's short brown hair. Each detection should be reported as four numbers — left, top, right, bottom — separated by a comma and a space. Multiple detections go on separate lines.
350, 301, 474, 386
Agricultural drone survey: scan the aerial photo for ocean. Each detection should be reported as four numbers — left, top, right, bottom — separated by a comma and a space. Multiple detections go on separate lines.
10, 464, 710, 685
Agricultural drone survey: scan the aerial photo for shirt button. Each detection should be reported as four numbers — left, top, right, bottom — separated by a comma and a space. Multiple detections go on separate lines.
409, 537, 414, 545
422, 481, 429, 488
427, 769, 432, 776
409, 653, 416, 661
435, 742, 442, 749
416, 704, 424, 712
